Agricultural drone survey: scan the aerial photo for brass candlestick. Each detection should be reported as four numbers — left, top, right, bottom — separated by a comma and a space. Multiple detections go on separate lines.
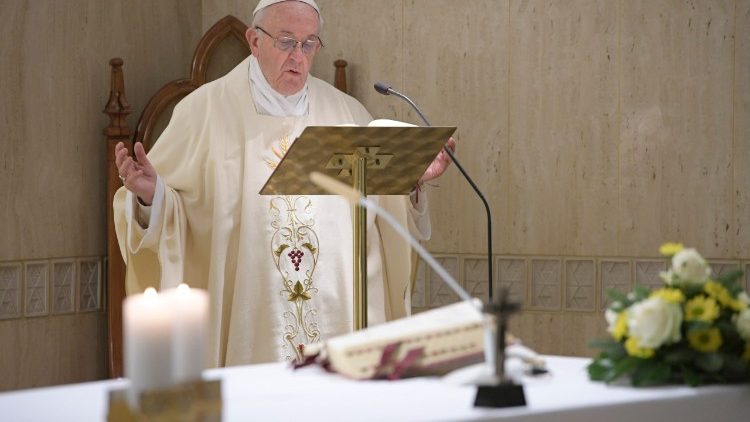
107, 379, 222, 422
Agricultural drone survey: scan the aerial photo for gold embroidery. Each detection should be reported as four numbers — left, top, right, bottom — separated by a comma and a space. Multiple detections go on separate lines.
270, 195, 321, 362
265, 133, 291, 170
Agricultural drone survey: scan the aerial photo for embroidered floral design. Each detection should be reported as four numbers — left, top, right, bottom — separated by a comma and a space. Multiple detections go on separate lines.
270, 195, 321, 362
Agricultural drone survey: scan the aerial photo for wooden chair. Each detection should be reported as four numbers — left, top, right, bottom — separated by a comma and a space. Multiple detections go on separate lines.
102, 15, 349, 378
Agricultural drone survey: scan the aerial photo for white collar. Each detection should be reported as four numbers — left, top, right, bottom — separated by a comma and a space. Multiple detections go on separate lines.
248, 55, 309, 117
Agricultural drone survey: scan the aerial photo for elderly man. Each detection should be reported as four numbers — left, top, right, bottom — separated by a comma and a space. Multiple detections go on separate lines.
113, 0, 454, 367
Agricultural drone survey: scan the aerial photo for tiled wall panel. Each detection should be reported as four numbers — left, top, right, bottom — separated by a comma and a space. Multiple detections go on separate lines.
0, 263, 22, 320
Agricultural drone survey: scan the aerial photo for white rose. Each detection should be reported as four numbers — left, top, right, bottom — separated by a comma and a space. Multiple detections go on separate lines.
671, 248, 711, 286
736, 309, 750, 341
628, 297, 682, 348
738, 292, 750, 307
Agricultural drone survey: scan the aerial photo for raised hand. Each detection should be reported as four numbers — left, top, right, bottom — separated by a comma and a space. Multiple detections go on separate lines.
419, 137, 456, 184
115, 142, 158, 205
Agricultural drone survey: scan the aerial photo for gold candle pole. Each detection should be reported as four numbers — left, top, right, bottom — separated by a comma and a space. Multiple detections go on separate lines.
352, 155, 367, 330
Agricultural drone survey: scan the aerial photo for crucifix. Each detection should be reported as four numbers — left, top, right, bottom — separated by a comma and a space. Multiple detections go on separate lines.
474, 287, 527, 408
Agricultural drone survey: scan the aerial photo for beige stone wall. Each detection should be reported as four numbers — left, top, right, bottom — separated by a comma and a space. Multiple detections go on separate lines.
306, 0, 750, 356
0, 0, 202, 390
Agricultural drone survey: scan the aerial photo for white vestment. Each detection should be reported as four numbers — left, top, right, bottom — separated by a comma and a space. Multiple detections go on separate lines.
114, 57, 429, 367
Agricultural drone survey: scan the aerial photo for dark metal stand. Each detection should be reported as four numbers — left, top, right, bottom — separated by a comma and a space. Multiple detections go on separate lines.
474, 288, 526, 408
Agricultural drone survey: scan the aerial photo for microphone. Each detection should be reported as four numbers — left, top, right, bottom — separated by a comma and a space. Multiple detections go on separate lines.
373, 82, 494, 300
373, 82, 433, 128
373, 81, 391, 96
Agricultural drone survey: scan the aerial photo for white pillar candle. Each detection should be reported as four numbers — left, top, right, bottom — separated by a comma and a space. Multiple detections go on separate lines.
123, 287, 173, 406
164, 283, 209, 384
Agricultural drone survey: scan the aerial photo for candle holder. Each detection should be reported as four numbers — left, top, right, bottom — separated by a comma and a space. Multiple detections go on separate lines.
107, 379, 222, 422
474, 288, 527, 408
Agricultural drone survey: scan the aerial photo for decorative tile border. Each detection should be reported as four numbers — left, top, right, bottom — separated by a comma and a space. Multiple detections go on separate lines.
0, 256, 105, 321
411, 258, 426, 308
24, 261, 49, 317
600, 260, 631, 310
564, 259, 595, 311
496, 257, 527, 307
463, 256, 489, 303
78, 258, 102, 312
530, 259, 561, 310
0, 263, 22, 320
52, 260, 76, 314
634, 260, 667, 290
102, 256, 109, 312
411, 255, 750, 313
427, 255, 461, 307
708, 261, 741, 279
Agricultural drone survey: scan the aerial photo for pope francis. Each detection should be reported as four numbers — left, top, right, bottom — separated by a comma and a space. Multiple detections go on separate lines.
113, 0, 455, 367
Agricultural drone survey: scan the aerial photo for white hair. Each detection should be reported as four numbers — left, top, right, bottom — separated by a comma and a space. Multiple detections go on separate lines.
252, 2, 324, 32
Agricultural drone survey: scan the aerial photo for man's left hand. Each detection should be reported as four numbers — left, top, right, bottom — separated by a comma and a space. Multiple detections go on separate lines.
419, 137, 456, 183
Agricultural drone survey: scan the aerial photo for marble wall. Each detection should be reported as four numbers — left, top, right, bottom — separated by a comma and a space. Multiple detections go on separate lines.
0, 0, 202, 390
304, 0, 750, 356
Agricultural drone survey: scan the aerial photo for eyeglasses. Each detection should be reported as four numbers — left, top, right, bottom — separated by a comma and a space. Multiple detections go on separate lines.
255, 26, 323, 56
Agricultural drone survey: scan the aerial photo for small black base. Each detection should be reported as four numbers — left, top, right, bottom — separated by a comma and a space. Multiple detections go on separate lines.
473, 382, 527, 408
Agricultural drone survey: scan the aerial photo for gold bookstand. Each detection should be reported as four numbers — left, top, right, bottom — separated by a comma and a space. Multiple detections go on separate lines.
107, 379, 222, 422
260, 125, 455, 330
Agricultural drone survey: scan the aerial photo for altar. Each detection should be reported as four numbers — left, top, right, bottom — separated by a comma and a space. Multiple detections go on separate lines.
1, 356, 748, 421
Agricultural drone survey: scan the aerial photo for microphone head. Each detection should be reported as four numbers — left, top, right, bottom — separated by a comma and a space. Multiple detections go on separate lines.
373, 82, 392, 95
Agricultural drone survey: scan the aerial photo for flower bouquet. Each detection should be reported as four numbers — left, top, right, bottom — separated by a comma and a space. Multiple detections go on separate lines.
588, 243, 750, 386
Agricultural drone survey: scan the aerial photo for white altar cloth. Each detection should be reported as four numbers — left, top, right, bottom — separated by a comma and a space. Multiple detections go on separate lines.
1, 356, 748, 421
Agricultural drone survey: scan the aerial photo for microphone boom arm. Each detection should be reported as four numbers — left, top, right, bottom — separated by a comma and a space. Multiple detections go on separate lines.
376, 83, 494, 300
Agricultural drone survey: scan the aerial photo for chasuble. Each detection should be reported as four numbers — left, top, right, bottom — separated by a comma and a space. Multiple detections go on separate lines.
113, 57, 430, 367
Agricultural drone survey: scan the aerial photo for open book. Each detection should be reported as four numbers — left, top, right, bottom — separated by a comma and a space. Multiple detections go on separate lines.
302, 301, 486, 380
335, 118, 418, 128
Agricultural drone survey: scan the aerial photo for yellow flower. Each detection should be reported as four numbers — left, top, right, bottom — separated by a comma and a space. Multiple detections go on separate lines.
684, 295, 720, 322
704, 281, 734, 308
728, 298, 748, 312
660, 242, 684, 256
743, 343, 750, 361
625, 337, 655, 359
687, 328, 722, 353
612, 311, 628, 341
650, 288, 685, 304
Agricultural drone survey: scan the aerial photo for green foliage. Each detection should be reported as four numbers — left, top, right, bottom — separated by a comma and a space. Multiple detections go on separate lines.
588, 246, 750, 387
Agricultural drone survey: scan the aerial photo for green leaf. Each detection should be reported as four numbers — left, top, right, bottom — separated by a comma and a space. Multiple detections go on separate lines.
714, 319, 735, 331
587, 359, 612, 381
681, 365, 703, 386
606, 289, 630, 306
663, 348, 695, 365
589, 338, 627, 359
631, 360, 672, 386
695, 353, 724, 373
680, 284, 706, 298
607, 357, 639, 382
633, 284, 652, 300
721, 355, 749, 378
686, 320, 713, 332
716, 269, 744, 287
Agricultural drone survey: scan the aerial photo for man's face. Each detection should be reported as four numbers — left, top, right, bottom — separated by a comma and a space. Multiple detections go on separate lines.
246, 2, 320, 96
